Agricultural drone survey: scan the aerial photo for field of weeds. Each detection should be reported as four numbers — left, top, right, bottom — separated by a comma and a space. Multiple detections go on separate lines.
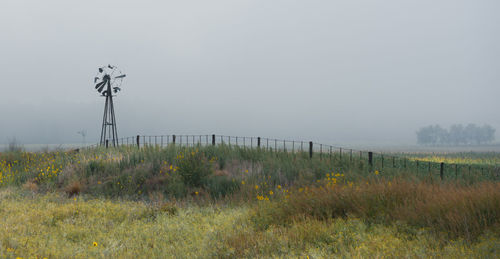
1, 188, 499, 258
0, 145, 499, 258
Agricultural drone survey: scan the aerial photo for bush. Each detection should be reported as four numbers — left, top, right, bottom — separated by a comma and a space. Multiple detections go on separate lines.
176, 150, 214, 187
205, 175, 240, 199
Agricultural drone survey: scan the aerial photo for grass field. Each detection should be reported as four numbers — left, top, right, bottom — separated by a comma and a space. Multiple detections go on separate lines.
1, 145, 499, 258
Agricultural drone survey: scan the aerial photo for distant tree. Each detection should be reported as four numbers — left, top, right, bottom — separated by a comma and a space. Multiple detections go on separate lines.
449, 124, 465, 145
416, 124, 495, 146
416, 126, 434, 145
416, 125, 445, 145
479, 124, 495, 144
464, 124, 479, 145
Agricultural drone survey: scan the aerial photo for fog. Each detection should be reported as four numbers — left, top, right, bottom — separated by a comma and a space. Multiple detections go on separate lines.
1, 0, 499, 147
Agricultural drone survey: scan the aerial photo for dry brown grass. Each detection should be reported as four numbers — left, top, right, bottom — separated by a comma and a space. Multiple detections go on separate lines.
252, 179, 500, 241
64, 181, 84, 197
22, 180, 38, 193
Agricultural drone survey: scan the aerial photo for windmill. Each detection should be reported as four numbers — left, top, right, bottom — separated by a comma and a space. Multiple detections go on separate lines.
77, 130, 87, 145
94, 65, 126, 147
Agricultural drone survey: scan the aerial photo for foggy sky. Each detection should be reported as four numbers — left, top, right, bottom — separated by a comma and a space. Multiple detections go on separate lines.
1, 0, 499, 146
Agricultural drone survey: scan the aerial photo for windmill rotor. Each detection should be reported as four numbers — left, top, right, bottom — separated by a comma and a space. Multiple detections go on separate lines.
94, 65, 126, 96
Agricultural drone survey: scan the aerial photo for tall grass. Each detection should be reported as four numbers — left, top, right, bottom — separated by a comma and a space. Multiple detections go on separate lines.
251, 178, 500, 241
1, 188, 498, 258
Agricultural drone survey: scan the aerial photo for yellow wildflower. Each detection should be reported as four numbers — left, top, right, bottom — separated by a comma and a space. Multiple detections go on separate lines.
93, 242, 98, 247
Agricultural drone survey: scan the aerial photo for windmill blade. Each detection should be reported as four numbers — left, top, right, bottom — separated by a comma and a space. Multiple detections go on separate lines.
97, 85, 106, 93
114, 74, 126, 79
98, 67, 103, 73
97, 81, 107, 93
113, 87, 121, 93
95, 81, 106, 89
94, 77, 100, 83
108, 65, 114, 69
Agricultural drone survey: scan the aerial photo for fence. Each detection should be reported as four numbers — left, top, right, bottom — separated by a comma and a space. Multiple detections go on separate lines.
84, 134, 500, 181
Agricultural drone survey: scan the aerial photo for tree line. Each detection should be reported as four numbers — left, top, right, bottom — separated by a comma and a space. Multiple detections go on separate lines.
416, 124, 495, 146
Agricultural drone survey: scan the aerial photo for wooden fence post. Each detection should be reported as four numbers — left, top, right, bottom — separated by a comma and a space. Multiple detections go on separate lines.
105, 140, 109, 149
440, 162, 444, 180
309, 141, 313, 159
136, 135, 140, 148
212, 134, 216, 146
172, 135, 176, 145
257, 137, 261, 148
368, 152, 373, 167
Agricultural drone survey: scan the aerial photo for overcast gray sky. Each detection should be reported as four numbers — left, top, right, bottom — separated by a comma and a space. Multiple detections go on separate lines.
0, 0, 499, 146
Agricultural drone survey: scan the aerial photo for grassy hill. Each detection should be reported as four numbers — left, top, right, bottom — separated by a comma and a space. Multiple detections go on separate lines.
0, 145, 499, 258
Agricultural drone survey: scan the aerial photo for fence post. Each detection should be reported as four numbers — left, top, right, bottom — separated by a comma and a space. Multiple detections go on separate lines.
172, 135, 176, 145
381, 155, 384, 168
309, 141, 313, 159
455, 164, 458, 179
212, 134, 216, 146
440, 162, 444, 180
136, 135, 140, 148
368, 152, 373, 167
105, 140, 109, 149
257, 137, 261, 148
340, 148, 342, 160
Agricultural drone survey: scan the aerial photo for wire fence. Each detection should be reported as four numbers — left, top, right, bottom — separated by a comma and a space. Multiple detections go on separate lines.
84, 134, 500, 181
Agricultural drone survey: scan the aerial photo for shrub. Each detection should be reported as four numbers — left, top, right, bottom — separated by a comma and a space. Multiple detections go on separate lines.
176, 150, 214, 187
205, 175, 240, 199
